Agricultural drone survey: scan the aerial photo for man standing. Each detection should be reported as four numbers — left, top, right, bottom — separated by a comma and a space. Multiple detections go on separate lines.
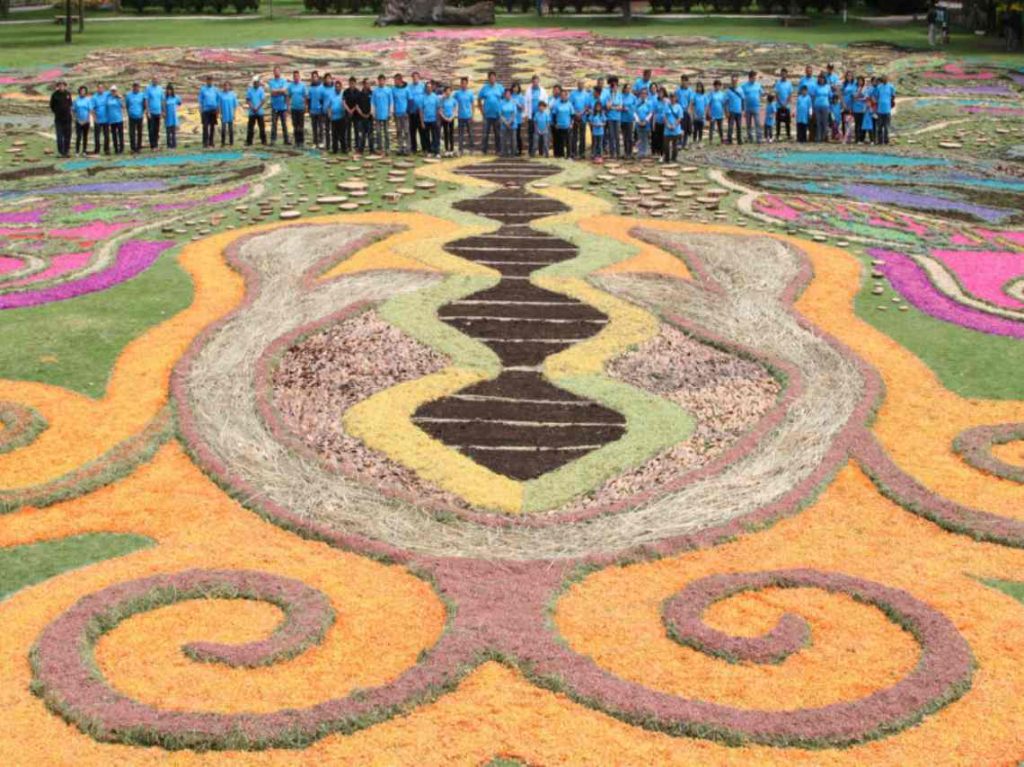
144, 77, 164, 150
49, 81, 73, 158
245, 76, 267, 146
454, 76, 475, 155
355, 78, 373, 153
568, 80, 589, 159
125, 82, 146, 153
92, 83, 110, 155
406, 71, 425, 153
726, 75, 743, 145
605, 78, 623, 158
287, 70, 308, 148
342, 76, 361, 153
741, 70, 763, 144
199, 75, 220, 148
107, 85, 125, 154
267, 67, 290, 145
552, 87, 573, 158
524, 74, 547, 157
621, 83, 637, 159
675, 75, 692, 150
477, 71, 504, 155
219, 80, 238, 146
392, 73, 410, 155
873, 74, 895, 145
308, 71, 324, 148
773, 68, 793, 141
371, 73, 393, 154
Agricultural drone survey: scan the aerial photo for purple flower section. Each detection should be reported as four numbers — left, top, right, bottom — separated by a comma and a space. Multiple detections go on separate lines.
39, 180, 167, 195
152, 184, 250, 212
847, 184, 1009, 223
0, 209, 45, 224
0, 240, 172, 310
873, 248, 1024, 339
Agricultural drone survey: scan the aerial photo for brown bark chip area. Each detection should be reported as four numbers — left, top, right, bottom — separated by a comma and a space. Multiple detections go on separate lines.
558, 325, 782, 515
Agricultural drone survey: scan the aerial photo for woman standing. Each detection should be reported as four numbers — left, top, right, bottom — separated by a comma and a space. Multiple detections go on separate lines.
511, 81, 525, 156
499, 88, 517, 158
164, 85, 181, 149
73, 86, 92, 155
107, 85, 125, 154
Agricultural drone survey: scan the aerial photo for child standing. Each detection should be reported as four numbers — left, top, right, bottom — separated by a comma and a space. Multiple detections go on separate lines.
589, 103, 606, 161
795, 85, 811, 144
164, 85, 181, 149
533, 100, 551, 157
219, 81, 237, 146
764, 93, 777, 144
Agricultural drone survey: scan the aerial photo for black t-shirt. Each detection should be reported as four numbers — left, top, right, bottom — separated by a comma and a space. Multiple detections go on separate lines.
343, 87, 361, 115
50, 90, 72, 121
357, 88, 372, 116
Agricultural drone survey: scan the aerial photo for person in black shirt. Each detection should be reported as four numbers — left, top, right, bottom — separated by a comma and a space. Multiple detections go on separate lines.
342, 77, 361, 153
356, 79, 373, 154
50, 80, 73, 158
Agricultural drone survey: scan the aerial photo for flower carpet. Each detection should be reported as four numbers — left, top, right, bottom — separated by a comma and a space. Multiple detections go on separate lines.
2, 31, 1024, 766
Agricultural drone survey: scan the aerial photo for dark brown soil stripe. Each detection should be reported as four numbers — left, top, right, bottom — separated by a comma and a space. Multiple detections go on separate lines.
465, 282, 579, 304
480, 340, 573, 366
441, 302, 604, 321
456, 371, 581, 401
458, 446, 596, 480
444, 317, 605, 341
415, 398, 624, 424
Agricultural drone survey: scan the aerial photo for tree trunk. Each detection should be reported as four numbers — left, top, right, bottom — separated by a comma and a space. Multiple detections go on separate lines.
621, 0, 631, 21
376, 0, 495, 24
65, 0, 73, 43
78, 0, 84, 32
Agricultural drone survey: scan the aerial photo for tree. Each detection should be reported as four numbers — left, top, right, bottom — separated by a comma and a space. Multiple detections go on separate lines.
376, 0, 495, 24
65, 0, 73, 43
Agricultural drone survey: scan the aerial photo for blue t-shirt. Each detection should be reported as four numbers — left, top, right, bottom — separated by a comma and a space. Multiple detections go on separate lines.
568, 88, 589, 115
268, 77, 288, 111
246, 86, 266, 116
126, 91, 146, 119
309, 83, 324, 116
513, 93, 525, 127
92, 93, 109, 124
634, 100, 652, 127
477, 83, 504, 120
165, 95, 181, 127
675, 87, 692, 113
765, 101, 777, 126
421, 92, 439, 123
774, 79, 793, 106
796, 93, 812, 124
440, 95, 456, 120
287, 82, 308, 111
219, 91, 238, 122
145, 85, 164, 116
407, 82, 425, 114
842, 82, 857, 110
533, 109, 551, 134
106, 94, 124, 123
862, 109, 874, 130
552, 99, 573, 130
741, 81, 762, 112
590, 113, 605, 136
453, 89, 474, 119
200, 84, 220, 112
73, 96, 92, 123
652, 98, 666, 125
633, 77, 652, 95
709, 91, 726, 120
726, 88, 743, 115
664, 103, 683, 136
799, 75, 816, 94
692, 93, 708, 121
874, 83, 895, 115
392, 85, 409, 117
605, 90, 623, 122
328, 92, 344, 120
499, 99, 517, 124
371, 85, 392, 119
812, 83, 831, 110
621, 92, 637, 123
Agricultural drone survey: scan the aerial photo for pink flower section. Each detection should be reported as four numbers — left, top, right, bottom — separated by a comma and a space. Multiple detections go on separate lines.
72, 203, 96, 213
754, 195, 800, 221
48, 221, 135, 241
0, 256, 23, 275
3, 252, 91, 289
932, 249, 1024, 309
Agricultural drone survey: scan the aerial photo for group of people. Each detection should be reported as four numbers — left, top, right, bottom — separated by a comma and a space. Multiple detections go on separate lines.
48, 63, 896, 162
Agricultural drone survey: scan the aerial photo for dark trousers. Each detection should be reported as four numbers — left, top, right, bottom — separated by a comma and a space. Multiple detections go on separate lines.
553, 127, 569, 158
270, 109, 289, 144
876, 113, 891, 145
727, 113, 742, 145
663, 134, 678, 162
147, 114, 161, 149
482, 117, 500, 154
424, 121, 439, 154
291, 109, 305, 147
220, 121, 234, 146
246, 114, 267, 145
797, 122, 809, 143
680, 114, 692, 149
355, 117, 371, 152
621, 121, 634, 157
55, 119, 71, 157
331, 119, 344, 153
652, 123, 664, 154
129, 117, 143, 152
110, 122, 124, 154
692, 120, 704, 143
201, 110, 217, 147
854, 112, 865, 143
166, 125, 177, 149
775, 106, 792, 139
407, 111, 419, 152
709, 118, 724, 143
442, 120, 454, 153
311, 113, 324, 147
571, 118, 586, 158
93, 123, 110, 154
75, 122, 89, 154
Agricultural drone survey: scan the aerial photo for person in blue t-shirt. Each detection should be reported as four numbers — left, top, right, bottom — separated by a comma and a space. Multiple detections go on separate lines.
477, 70, 504, 155
633, 89, 652, 158
106, 85, 125, 154
307, 71, 324, 149
675, 75, 693, 149
633, 69, 653, 99
773, 68, 793, 140
91, 84, 110, 155
741, 71, 763, 144
391, 73, 410, 155
812, 73, 832, 143
327, 80, 345, 154
841, 74, 857, 143
164, 85, 181, 149
662, 93, 682, 163
199, 75, 220, 148
420, 81, 440, 157
453, 77, 475, 155
284, 71, 308, 148
873, 75, 895, 145
568, 80, 590, 159
267, 66, 290, 145
589, 102, 606, 161
708, 80, 726, 144
245, 76, 267, 146
796, 85, 812, 143
144, 77, 164, 150
125, 82, 146, 153
532, 100, 551, 157
498, 88, 517, 157
370, 74, 393, 154
619, 83, 637, 158
440, 85, 457, 156
603, 79, 623, 158
650, 86, 667, 155
73, 86, 92, 155
691, 82, 708, 146
552, 91, 574, 158
726, 75, 744, 146
219, 81, 238, 146
511, 81, 526, 156
764, 94, 777, 144
829, 84, 842, 141
406, 71, 426, 153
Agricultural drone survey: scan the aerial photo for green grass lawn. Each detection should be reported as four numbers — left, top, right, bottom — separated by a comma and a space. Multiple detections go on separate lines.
0, 12, 1017, 69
